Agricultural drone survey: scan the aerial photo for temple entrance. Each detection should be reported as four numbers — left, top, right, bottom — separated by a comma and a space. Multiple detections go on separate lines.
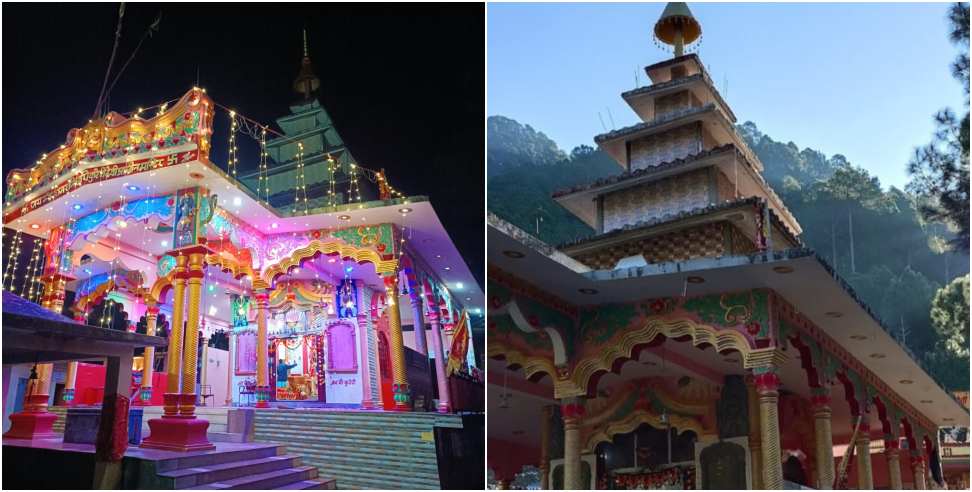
272, 336, 323, 402
596, 423, 699, 489
378, 331, 395, 410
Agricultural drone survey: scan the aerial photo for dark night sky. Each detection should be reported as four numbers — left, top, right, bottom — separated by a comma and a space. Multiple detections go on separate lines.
2, 3, 485, 288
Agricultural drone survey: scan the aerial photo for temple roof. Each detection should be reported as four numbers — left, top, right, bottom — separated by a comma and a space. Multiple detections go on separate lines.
621, 71, 737, 123
557, 195, 801, 251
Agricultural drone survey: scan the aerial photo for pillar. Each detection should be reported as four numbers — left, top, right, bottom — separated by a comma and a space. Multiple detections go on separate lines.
428, 310, 451, 413
811, 393, 835, 489
755, 371, 783, 489
912, 455, 927, 490
356, 282, 376, 408
410, 294, 428, 356
562, 397, 586, 490
886, 441, 903, 490
199, 333, 210, 405
225, 330, 234, 407
856, 421, 874, 489
254, 291, 270, 407
139, 304, 159, 404
746, 376, 763, 489
141, 247, 214, 451
540, 405, 554, 490
63, 361, 78, 405
165, 254, 188, 401
3, 363, 58, 439
92, 353, 133, 488
384, 276, 410, 410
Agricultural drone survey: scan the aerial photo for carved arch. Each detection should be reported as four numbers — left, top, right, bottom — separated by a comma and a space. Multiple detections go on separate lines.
568, 317, 784, 400
260, 239, 398, 285
583, 409, 705, 452
487, 342, 558, 384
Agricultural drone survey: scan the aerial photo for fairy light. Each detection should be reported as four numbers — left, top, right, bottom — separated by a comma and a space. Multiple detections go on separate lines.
28, 238, 45, 303
227, 111, 239, 177
326, 154, 337, 208
293, 142, 308, 215
20, 238, 40, 299
259, 126, 270, 202
347, 162, 363, 208
4, 230, 23, 292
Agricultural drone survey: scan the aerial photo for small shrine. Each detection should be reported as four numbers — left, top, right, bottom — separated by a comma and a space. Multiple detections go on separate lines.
487, 3, 968, 490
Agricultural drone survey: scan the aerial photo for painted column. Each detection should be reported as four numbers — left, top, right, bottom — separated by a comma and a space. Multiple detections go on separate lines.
856, 421, 874, 489
540, 405, 554, 490
225, 330, 234, 407
755, 371, 784, 489
562, 397, 586, 490
63, 361, 78, 405
384, 275, 410, 410
886, 442, 903, 490
165, 254, 188, 404
199, 333, 210, 405
179, 251, 205, 417
140, 304, 160, 403
254, 291, 271, 407
746, 376, 763, 489
912, 455, 927, 490
428, 310, 451, 413
811, 392, 835, 489
355, 281, 375, 409
410, 295, 428, 356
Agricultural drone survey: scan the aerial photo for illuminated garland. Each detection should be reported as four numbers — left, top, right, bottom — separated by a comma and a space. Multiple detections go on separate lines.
293, 142, 309, 215
4, 230, 22, 292
20, 238, 41, 300
326, 155, 338, 208
258, 126, 270, 202
227, 110, 239, 178
347, 162, 362, 209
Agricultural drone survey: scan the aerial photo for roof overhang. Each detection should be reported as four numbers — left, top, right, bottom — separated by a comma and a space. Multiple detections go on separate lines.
488, 217, 969, 428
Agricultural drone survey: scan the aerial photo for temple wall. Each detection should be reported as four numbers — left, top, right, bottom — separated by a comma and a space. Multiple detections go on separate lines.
602, 168, 710, 232
628, 122, 702, 171
571, 221, 756, 270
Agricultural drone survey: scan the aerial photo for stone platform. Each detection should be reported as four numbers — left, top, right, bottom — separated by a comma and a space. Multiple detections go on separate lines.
2, 437, 334, 489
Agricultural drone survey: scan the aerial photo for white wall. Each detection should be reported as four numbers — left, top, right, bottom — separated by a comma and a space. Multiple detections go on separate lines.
204, 348, 229, 406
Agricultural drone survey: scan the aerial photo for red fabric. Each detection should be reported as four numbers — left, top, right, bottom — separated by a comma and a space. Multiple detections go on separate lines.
95, 394, 130, 461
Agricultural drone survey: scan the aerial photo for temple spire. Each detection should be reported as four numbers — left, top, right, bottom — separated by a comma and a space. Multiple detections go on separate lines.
293, 28, 320, 100
653, 2, 702, 57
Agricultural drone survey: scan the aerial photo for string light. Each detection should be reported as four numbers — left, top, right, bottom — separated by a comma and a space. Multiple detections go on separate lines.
258, 126, 270, 202
20, 238, 41, 300
326, 154, 337, 208
347, 162, 362, 209
292, 142, 308, 215
227, 110, 239, 177
4, 230, 23, 292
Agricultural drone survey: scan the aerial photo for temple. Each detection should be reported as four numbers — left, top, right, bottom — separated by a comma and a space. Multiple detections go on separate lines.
486, 3, 969, 489
2, 33, 483, 489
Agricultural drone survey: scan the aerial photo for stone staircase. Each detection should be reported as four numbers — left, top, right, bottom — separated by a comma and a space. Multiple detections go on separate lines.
144, 443, 336, 490
252, 410, 465, 489
48, 405, 68, 433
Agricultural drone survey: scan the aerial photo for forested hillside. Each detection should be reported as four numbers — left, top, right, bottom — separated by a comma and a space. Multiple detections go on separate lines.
487, 115, 970, 389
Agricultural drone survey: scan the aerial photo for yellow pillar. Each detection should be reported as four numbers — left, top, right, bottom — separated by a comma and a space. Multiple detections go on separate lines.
811, 394, 835, 489
384, 276, 410, 410
25, 363, 54, 412
562, 398, 586, 490
746, 376, 763, 489
165, 254, 188, 404
856, 422, 874, 489
179, 251, 205, 417
756, 371, 784, 489
540, 405, 554, 490
886, 443, 903, 490
255, 291, 270, 407
140, 303, 159, 403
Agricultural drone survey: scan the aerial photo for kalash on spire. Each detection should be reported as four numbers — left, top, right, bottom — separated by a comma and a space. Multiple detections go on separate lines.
294, 28, 321, 101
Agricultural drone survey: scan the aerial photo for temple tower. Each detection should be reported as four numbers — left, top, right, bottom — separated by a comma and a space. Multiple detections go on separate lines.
240, 30, 374, 209
553, 2, 803, 270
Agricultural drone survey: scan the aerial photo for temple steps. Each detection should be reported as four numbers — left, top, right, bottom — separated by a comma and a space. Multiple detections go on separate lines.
151, 443, 335, 490
252, 410, 462, 489
48, 405, 67, 433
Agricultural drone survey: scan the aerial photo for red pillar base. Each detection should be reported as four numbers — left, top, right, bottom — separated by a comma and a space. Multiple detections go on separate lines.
140, 417, 215, 451
394, 402, 411, 412
3, 411, 58, 440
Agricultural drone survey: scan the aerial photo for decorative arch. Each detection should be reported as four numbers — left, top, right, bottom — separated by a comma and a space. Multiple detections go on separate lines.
205, 252, 257, 281
568, 317, 783, 400
148, 274, 174, 305
260, 239, 398, 285
487, 342, 558, 384
583, 409, 705, 452
502, 300, 568, 366
835, 369, 866, 417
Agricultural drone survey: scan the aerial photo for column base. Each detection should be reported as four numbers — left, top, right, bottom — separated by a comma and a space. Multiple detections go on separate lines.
360, 399, 376, 410
3, 411, 58, 440
436, 402, 451, 414
254, 385, 271, 408
62, 388, 76, 406
140, 416, 214, 451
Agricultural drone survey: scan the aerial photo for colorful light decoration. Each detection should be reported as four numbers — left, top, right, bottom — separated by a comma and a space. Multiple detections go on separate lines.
4, 230, 23, 292
293, 142, 308, 215
258, 126, 270, 202
227, 110, 239, 177
326, 154, 338, 208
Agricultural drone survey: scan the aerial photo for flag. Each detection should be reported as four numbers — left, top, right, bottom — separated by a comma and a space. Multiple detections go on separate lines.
445, 309, 469, 376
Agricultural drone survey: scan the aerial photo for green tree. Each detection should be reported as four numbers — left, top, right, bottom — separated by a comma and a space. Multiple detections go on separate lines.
931, 274, 970, 359
906, 3, 970, 252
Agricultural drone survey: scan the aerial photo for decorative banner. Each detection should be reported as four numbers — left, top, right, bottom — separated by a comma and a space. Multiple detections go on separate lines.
3, 149, 198, 223
231, 294, 250, 327
446, 308, 470, 376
